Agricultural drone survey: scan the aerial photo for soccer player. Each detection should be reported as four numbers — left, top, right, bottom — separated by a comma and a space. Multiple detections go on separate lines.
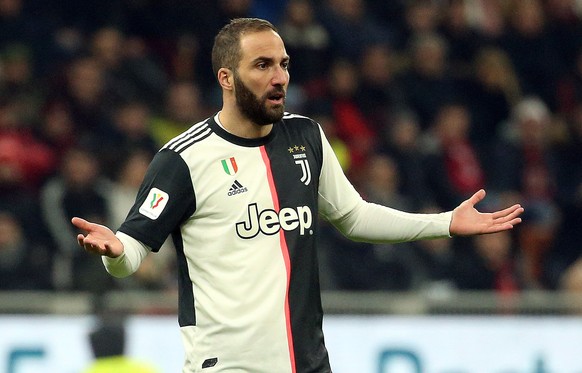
72, 18, 524, 373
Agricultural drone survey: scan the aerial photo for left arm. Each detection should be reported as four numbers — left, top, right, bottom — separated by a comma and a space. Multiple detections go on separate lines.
316, 126, 523, 242
317, 125, 453, 243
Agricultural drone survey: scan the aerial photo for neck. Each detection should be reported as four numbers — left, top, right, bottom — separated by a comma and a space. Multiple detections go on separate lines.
218, 107, 273, 139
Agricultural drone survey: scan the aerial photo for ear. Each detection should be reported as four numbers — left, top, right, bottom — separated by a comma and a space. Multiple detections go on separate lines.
217, 68, 234, 91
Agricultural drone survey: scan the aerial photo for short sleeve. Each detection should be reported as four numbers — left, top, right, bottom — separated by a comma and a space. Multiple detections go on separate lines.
118, 149, 196, 251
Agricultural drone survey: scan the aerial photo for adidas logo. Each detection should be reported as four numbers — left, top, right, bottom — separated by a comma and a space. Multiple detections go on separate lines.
228, 180, 248, 196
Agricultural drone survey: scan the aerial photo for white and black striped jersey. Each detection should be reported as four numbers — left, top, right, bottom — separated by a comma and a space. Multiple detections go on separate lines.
117, 112, 452, 373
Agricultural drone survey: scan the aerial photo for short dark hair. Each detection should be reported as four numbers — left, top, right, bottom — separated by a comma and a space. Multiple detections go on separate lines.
211, 18, 278, 76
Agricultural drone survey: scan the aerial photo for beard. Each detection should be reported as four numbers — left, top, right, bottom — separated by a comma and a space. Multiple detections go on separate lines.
233, 72, 286, 126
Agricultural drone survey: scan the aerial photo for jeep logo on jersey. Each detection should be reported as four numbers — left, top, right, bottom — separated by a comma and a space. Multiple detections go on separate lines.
236, 203, 313, 239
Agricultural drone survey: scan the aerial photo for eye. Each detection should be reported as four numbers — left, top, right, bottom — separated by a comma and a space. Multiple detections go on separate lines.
257, 62, 268, 69
281, 61, 290, 70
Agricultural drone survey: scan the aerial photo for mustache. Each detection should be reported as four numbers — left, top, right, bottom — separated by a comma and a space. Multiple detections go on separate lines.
265, 85, 286, 98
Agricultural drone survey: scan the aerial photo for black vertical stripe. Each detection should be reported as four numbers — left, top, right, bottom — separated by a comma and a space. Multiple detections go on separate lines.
173, 231, 196, 327
265, 116, 331, 372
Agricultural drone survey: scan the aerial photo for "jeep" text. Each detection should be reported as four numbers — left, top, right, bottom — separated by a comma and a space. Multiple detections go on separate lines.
236, 203, 313, 239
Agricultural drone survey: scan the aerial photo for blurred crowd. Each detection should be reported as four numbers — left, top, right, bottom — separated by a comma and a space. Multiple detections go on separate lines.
1, 0, 582, 299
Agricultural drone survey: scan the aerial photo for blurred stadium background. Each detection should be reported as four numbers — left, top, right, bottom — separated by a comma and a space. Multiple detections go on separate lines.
2, 0, 582, 371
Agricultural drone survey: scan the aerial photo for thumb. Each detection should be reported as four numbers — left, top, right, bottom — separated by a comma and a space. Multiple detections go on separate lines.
466, 189, 486, 207
71, 217, 94, 232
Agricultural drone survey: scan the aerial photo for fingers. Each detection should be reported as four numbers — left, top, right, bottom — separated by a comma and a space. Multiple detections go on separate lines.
492, 204, 523, 219
484, 205, 524, 234
492, 204, 524, 223
77, 232, 105, 254
82, 240, 107, 255
76, 233, 85, 247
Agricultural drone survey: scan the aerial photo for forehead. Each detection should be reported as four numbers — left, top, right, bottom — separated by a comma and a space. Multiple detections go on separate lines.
239, 30, 287, 63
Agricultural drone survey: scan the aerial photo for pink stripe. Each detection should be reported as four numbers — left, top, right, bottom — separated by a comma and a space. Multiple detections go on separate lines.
260, 146, 296, 373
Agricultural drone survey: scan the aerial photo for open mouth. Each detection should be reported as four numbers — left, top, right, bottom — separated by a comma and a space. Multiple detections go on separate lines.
267, 91, 285, 105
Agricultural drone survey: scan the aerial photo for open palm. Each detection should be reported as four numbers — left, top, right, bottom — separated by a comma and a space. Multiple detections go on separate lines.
71, 217, 124, 258
449, 189, 524, 236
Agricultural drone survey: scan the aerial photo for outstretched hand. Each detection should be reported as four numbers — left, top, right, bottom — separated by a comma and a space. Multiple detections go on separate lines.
71, 217, 124, 258
449, 189, 524, 236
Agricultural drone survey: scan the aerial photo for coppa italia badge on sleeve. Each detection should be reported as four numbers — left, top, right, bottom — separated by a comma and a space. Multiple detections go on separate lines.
288, 145, 311, 185
139, 188, 169, 220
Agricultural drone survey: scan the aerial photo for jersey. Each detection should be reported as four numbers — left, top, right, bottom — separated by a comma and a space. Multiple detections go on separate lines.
119, 113, 336, 373
117, 112, 452, 372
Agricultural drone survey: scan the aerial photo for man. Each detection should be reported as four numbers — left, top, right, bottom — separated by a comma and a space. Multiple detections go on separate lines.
83, 321, 159, 373
72, 18, 523, 373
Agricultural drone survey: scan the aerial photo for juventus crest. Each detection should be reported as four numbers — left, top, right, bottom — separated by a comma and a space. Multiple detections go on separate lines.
288, 144, 311, 186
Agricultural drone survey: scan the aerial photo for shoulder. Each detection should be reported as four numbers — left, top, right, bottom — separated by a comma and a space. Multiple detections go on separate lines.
281, 112, 319, 127
161, 117, 214, 154
280, 112, 322, 137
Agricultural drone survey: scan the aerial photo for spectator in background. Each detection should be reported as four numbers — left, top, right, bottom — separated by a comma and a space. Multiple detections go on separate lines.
421, 102, 486, 210
361, 153, 414, 212
556, 47, 582, 115
544, 0, 582, 81
355, 42, 407, 129
397, 32, 462, 128
101, 99, 159, 178
149, 80, 208, 148
454, 230, 522, 294
0, 96, 56, 193
49, 55, 114, 141
89, 26, 169, 109
439, 0, 485, 78
45, 0, 123, 37
35, 100, 78, 166
469, 0, 510, 41
0, 96, 56, 256
492, 97, 561, 288
0, 0, 57, 75
84, 319, 159, 373
251, 0, 288, 25
0, 210, 53, 290
500, 0, 567, 109
392, 0, 442, 52
462, 46, 521, 150
314, 59, 377, 185
318, 0, 393, 62
312, 113, 351, 173
40, 145, 114, 291
544, 102, 582, 288
277, 0, 330, 86
381, 110, 432, 209
0, 44, 45, 124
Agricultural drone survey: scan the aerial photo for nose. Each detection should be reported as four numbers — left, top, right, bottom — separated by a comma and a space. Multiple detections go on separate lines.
271, 65, 289, 86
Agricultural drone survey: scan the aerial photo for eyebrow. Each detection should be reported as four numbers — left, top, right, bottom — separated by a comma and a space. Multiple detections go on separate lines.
252, 55, 290, 65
